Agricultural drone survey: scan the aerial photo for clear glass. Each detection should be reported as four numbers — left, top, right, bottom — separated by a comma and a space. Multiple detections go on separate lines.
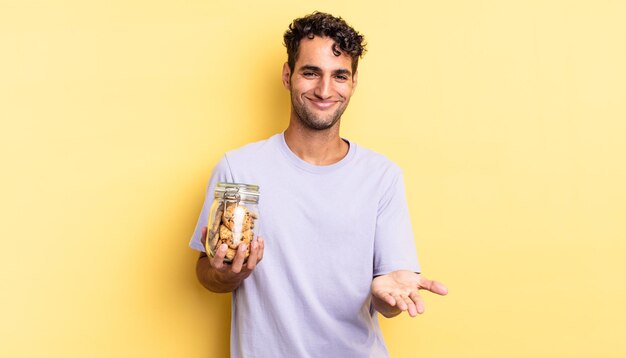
205, 182, 260, 263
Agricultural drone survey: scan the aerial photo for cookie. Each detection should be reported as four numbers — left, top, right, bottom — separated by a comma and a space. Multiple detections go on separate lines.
222, 203, 253, 231
208, 230, 219, 251
218, 202, 256, 262
220, 224, 233, 240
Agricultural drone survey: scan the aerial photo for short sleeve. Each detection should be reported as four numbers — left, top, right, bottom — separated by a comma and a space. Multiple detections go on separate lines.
188, 156, 233, 252
373, 169, 421, 276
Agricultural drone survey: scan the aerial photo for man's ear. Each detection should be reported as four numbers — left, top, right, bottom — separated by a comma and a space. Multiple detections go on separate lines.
282, 62, 291, 89
352, 70, 358, 92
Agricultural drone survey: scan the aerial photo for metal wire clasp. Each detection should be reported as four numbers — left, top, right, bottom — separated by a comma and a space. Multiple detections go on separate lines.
224, 186, 241, 202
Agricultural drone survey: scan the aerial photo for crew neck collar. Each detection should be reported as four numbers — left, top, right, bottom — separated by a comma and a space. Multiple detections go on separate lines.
276, 132, 356, 174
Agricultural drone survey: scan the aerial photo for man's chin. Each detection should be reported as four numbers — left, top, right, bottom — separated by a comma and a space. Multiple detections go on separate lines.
303, 118, 339, 131
293, 105, 344, 131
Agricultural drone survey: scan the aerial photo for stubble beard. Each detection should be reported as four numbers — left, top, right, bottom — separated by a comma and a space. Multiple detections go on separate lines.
291, 93, 348, 131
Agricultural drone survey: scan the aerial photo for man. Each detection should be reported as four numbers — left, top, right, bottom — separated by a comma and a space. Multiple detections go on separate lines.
190, 12, 447, 357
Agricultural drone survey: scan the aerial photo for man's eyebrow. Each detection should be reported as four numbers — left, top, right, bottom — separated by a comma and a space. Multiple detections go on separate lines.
298, 65, 352, 76
299, 65, 322, 72
333, 69, 352, 76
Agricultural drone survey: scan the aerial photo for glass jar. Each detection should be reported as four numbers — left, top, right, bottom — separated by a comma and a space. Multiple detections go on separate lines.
206, 182, 260, 263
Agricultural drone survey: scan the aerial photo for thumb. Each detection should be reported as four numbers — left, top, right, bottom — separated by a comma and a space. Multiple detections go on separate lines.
419, 277, 448, 296
201, 226, 208, 247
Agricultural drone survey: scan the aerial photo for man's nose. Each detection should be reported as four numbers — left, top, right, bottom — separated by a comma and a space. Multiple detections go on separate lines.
314, 76, 332, 99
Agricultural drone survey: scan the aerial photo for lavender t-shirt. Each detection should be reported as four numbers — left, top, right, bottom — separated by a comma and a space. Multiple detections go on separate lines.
190, 133, 420, 358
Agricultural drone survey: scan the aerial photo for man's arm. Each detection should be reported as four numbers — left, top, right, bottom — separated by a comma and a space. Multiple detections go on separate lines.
371, 270, 447, 318
195, 227, 265, 293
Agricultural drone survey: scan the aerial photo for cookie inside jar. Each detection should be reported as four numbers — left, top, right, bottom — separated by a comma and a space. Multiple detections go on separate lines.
206, 182, 260, 263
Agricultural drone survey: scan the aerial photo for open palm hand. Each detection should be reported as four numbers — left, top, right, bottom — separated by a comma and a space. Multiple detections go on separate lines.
371, 270, 448, 317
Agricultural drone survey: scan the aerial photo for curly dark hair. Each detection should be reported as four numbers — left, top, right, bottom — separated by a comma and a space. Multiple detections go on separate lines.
284, 11, 366, 74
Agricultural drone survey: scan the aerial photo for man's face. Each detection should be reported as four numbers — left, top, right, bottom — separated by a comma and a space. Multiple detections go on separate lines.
282, 36, 358, 131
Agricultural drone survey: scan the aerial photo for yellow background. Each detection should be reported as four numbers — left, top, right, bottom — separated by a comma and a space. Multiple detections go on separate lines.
1, 1, 625, 357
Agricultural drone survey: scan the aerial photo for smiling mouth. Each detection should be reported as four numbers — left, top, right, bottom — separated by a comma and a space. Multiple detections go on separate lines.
306, 97, 338, 110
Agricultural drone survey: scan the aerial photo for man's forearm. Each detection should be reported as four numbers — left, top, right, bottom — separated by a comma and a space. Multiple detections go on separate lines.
196, 254, 244, 293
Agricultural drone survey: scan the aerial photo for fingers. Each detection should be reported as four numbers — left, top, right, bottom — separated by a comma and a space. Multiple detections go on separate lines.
256, 237, 265, 262
200, 226, 208, 247
239, 237, 266, 271
393, 294, 407, 311
431, 281, 449, 295
230, 244, 248, 273
373, 288, 420, 317
419, 277, 449, 296
410, 291, 425, 315
210, 237, 265, 275
374, 290, 396, 307
246, 240, 261, 270
390, 292, 422, 317
405, 275, 447, 317
405, 297, 418, 317
391, 293, 420, 317
210, 244, 228, 270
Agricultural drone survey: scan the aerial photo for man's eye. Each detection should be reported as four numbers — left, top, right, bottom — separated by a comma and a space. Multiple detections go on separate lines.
303, 72, 316, 77
336, 75, 348, 81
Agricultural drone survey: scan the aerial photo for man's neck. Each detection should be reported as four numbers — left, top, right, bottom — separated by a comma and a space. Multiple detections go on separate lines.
283, 122, 349, 166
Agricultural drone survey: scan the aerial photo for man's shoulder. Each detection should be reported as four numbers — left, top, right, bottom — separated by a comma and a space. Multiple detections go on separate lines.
352, 141, 403, 175
224, 133, 280, 161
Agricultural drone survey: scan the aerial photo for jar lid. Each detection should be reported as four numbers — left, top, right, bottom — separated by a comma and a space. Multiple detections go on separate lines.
214, 182, 260, 203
